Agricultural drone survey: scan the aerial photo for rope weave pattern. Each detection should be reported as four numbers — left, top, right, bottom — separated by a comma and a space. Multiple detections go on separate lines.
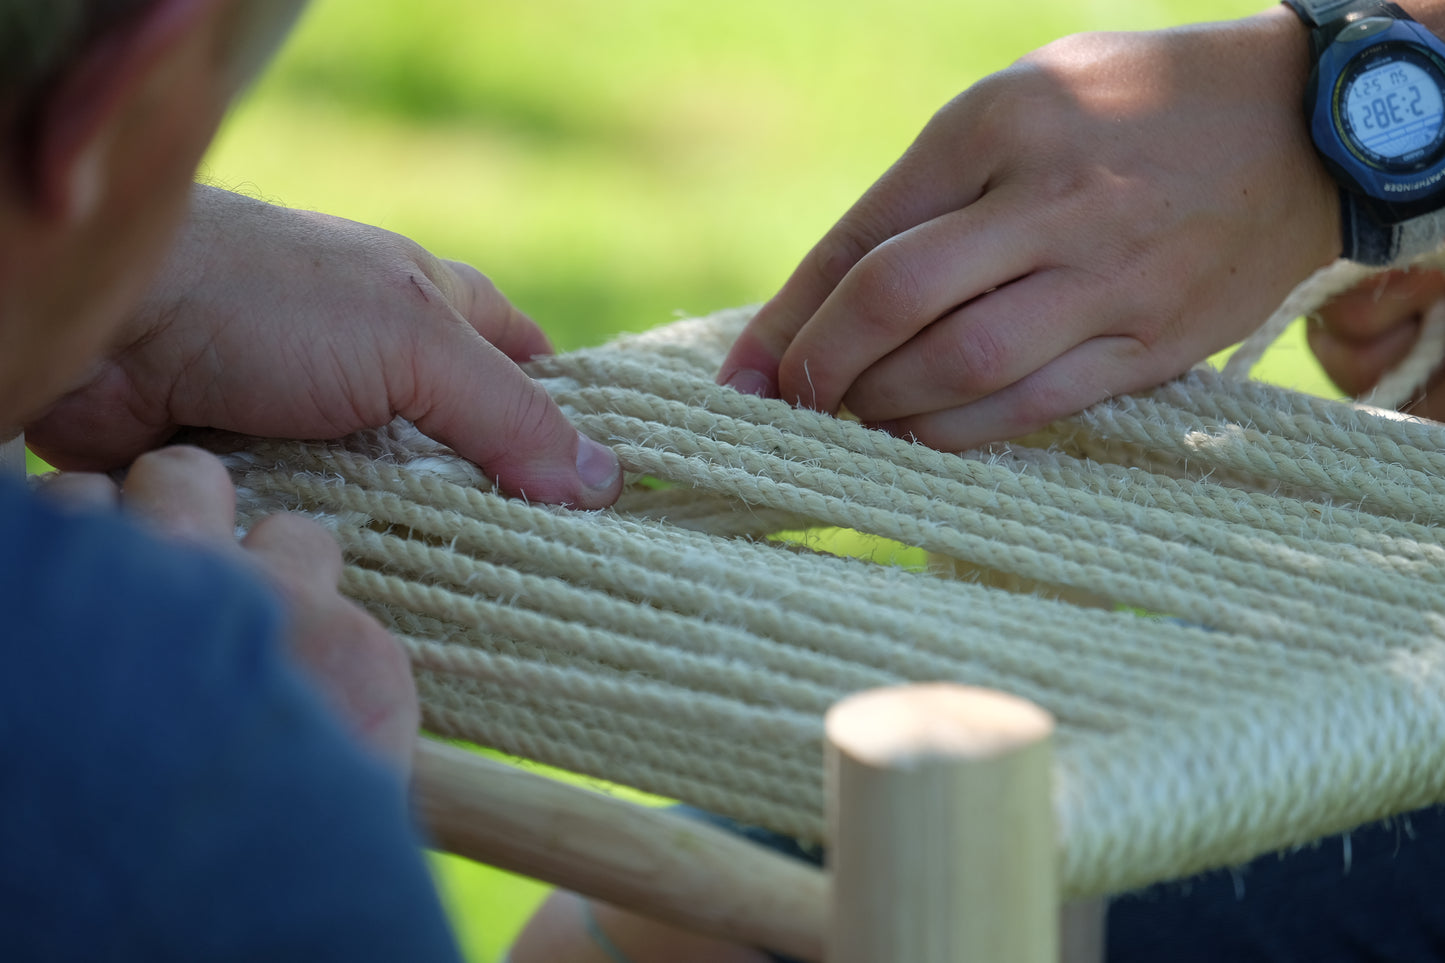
221, 305, 1445, 900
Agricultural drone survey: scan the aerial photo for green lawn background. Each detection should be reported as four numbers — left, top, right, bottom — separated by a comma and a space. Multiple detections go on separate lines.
197, 2, 1327, 959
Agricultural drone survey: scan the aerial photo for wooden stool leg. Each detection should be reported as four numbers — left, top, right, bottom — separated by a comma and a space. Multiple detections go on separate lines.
825, 684, 1058, 963
415, 738, 826, 960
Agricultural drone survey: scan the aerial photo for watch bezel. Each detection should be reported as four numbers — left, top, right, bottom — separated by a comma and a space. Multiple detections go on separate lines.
1308, 16, 1445, 220
1332, 40, 1445, 172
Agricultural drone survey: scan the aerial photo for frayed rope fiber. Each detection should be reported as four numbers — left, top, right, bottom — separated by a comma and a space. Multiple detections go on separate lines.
217, 295, 1445, 901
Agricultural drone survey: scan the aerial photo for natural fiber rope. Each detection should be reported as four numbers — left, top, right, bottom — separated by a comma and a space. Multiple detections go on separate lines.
218, 302, 1445, 901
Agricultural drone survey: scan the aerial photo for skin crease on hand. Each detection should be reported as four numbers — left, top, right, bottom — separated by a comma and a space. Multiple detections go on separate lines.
23, 184, 623, 509
718, 7, 1340, 452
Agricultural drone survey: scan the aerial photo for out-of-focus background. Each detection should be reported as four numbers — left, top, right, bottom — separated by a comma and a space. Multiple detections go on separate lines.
200, 1, 1330, 958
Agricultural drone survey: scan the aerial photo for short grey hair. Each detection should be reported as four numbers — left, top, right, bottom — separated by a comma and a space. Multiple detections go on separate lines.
0, 1, 156, 100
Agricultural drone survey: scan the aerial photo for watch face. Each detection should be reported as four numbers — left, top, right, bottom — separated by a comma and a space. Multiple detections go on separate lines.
1338, 43, 1445, 171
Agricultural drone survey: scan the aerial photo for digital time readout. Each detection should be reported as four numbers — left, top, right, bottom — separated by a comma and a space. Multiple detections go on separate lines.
1344, 57, 1445, 161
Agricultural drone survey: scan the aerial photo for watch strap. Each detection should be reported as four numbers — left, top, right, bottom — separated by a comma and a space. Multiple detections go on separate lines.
1285, 1, 1410, 56
1345, 195, 1445, 263
1340, 190, 1397, 262
1285, 0, 1405, 28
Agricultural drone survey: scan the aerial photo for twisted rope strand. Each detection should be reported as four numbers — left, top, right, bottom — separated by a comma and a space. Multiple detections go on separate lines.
217, 303, 1445, 902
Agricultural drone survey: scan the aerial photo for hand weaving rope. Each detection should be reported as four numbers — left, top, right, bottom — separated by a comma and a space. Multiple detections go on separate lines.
216, 281, 1445, 901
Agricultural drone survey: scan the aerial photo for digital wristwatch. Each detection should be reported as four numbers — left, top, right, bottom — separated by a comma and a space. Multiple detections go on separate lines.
1289, 0, 1445, 262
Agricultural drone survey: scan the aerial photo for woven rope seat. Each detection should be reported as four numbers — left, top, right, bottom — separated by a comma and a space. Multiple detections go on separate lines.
218, 300, 1445, 904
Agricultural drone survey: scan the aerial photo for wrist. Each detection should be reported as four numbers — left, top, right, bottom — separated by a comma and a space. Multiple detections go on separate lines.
1244, 5, 1347, 261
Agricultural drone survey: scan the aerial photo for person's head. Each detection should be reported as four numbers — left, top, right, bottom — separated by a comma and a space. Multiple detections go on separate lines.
0, 0, 307, 432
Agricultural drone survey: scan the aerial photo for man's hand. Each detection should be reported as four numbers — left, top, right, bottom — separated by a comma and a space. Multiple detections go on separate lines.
26, 186, 621, 508
40, 446, 419, 775
1309, 268, 1445, 416
719, 8, 1339, 450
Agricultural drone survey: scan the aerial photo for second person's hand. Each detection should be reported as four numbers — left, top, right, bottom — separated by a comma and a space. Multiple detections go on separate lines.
720, 8, 1339, 450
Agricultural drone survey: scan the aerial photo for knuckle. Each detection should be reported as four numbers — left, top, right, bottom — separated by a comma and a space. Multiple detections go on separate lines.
1021, 151, 1127, 228
508, 383, 567, 445
928, 324, 1011, 393
485, 383, 571, 471
807, 219, 883, 293
954, 65, 1065, 158
846, 240, 929, 334
434, 258, 499, 316
1002, 379, 1076, 438
341, 218, 428, 274
442, 258, 494, 295
383, 228, 433, 268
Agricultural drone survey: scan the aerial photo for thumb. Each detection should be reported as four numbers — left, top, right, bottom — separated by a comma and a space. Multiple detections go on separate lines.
401, 323, 622, 509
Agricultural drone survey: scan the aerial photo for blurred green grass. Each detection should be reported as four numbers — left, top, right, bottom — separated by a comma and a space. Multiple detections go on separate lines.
199, 1, 1329, 959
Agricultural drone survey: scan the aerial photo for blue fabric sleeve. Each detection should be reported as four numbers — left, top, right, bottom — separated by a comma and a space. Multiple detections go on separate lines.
0, 480, 463, 962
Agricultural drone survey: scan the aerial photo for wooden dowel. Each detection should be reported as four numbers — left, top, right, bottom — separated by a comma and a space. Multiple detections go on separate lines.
413, 738, 827, 961
826, 683, 1057, 963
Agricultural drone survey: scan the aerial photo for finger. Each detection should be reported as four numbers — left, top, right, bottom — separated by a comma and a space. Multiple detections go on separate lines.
777, 191, 1042, 413
287, 599, 419, 777
35, 471, 121, 512
400, 327, 622, 509
839, 265, 1089, 423
241, 512, 345, 595
121, 446, 238, 544
1307, 317, 1422, 397
243, 514, 418, 774
1315, 269, 1445, 343
887, 337, 1168, 452
435, 258, 554, 363
718, 112, 993, 393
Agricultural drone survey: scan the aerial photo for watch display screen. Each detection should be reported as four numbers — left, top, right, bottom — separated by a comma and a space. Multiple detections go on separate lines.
1339, 44, 1445, 170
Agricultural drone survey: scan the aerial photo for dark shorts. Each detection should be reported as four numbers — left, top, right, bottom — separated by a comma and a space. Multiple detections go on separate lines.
682, 805, 1445, 962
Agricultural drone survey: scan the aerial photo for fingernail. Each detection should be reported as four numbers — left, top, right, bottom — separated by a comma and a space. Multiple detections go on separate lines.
576, 436, 620, 491
723, 368, 774, 397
